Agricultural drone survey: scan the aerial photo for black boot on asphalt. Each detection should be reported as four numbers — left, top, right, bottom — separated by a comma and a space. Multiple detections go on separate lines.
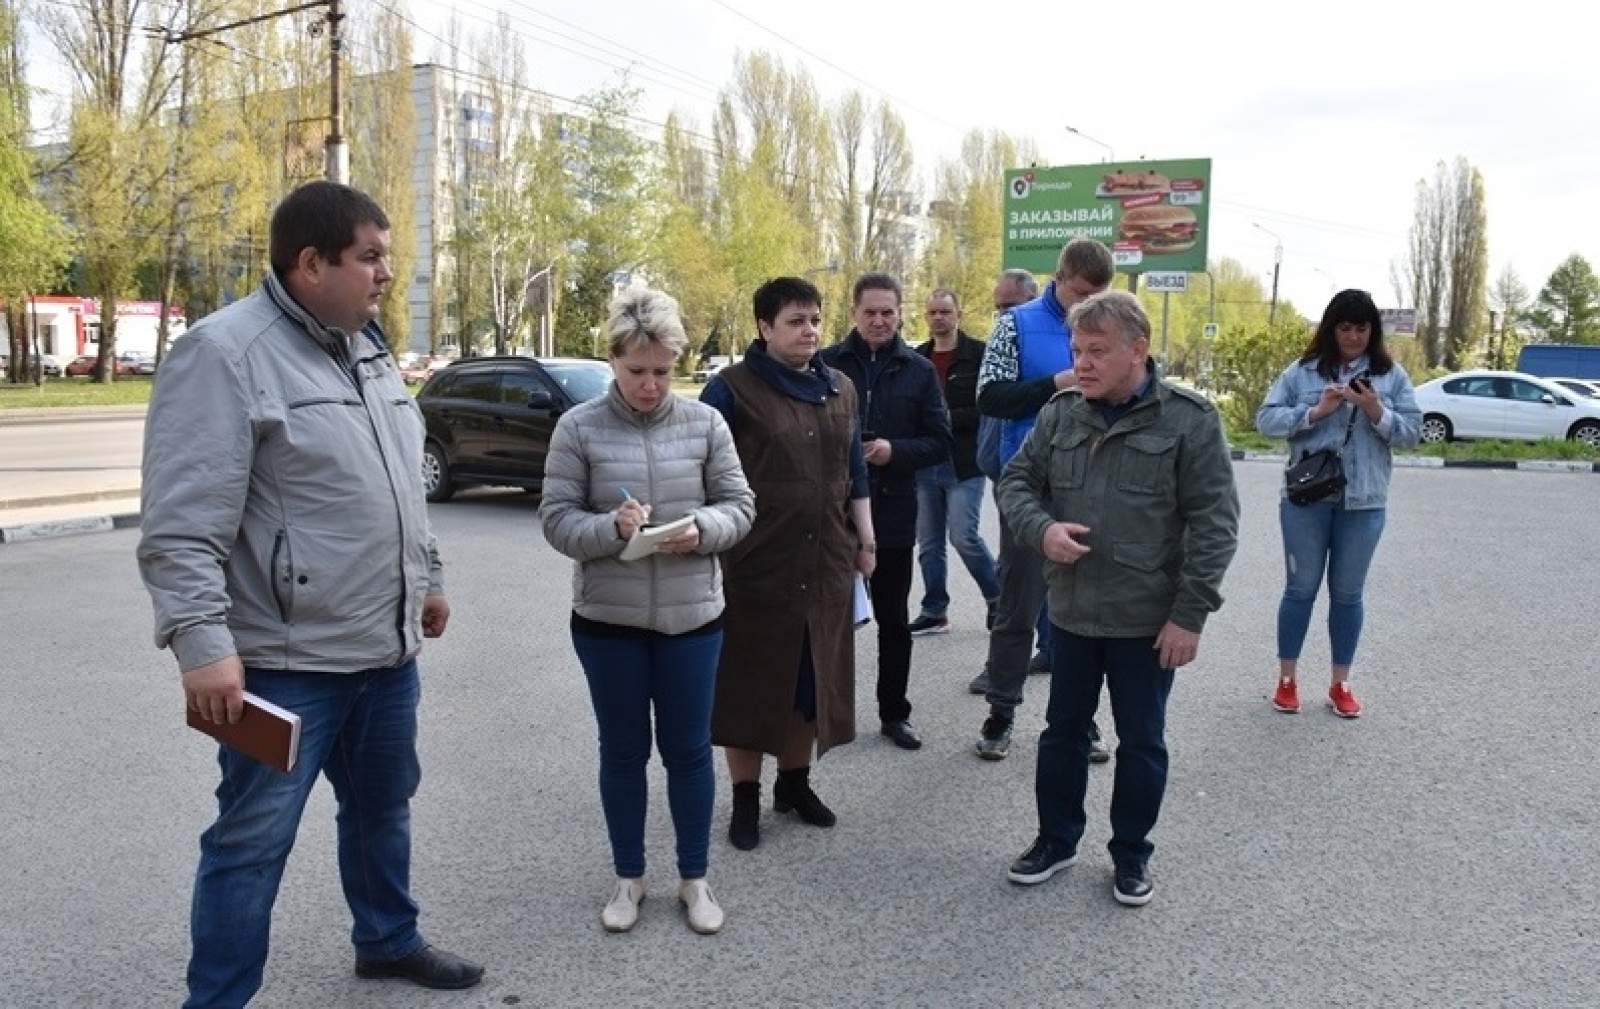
773, 766, 836, 827
728, 780, 761, 850
355, 945, 484, 990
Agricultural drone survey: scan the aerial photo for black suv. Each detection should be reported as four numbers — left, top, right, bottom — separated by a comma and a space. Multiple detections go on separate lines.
416, 356, 612, 501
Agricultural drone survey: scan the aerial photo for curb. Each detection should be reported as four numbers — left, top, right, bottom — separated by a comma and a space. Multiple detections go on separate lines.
0, 511, 139, 544
1228, 448, 1600, 474
0, 488, 141, 510
0, 405, 148, 426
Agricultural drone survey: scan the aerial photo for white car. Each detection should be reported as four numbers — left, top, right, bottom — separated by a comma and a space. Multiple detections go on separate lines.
1414, 370, 1600, 447
1550, 377, 1600, 401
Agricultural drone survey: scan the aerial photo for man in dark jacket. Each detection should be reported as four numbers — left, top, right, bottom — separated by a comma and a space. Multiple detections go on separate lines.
821, 273, 952, 750
999, 291, 1239, 907
909, 289, 1000, 636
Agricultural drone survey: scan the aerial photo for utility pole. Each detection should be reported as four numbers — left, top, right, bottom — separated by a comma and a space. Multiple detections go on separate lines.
1253, 222, 1282, 326
325, 0, 347, 183
158, 0, 344, 181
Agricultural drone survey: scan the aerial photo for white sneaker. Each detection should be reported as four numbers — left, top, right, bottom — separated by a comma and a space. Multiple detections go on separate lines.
600, 878, 645, 932
678, 879, 724, 935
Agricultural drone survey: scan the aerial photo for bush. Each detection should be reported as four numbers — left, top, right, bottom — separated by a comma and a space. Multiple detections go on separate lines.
1211, 321, 1310, 431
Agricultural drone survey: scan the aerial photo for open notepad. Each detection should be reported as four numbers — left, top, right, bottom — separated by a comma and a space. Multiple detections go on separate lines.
619, 514, 697, 562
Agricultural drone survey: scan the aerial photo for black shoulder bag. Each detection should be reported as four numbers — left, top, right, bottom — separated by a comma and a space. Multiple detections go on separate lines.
1284, 405, 1358, 506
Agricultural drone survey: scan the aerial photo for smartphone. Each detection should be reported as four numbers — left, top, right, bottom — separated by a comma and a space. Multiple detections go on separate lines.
1349, 373, 1372, 394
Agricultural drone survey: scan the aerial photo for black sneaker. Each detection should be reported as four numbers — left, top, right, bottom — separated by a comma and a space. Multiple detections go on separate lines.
1113, 863, 1154, 906
1088, 721, 1111, 764
1028, 650, 1051, 674
968, 670, 990, 695
1007, 836, 1078, 885
974, 715, 1012, 761
908, 615, 950, 636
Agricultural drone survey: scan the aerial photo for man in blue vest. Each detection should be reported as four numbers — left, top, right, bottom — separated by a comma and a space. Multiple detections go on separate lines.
973, 239, 1114, 760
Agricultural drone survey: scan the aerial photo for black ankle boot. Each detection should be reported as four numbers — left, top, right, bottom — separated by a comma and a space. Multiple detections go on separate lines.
728, 781, 761, 851
773, 767, 836, 828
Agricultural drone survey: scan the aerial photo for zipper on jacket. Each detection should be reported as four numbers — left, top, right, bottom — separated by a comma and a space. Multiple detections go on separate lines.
644, 421, 659, 625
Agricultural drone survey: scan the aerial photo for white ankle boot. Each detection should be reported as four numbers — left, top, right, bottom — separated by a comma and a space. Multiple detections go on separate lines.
678, 879, 724, 935
601, 878, 645, 932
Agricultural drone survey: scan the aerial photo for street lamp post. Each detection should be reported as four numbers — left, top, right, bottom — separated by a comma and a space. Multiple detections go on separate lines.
1064, 125, 1114, 163
1252, 222, 1283, 326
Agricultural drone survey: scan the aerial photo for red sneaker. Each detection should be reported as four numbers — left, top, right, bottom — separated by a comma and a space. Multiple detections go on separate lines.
1328, 683, 1362, 718
1271, 678, 1300, 713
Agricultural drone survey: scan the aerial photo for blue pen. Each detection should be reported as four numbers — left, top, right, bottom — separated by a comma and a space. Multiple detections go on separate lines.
619, 487, 634, 502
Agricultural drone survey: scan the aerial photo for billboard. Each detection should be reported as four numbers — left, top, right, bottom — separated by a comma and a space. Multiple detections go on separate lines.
1003, 159, 1212, 276
1380, 308, 1417, 335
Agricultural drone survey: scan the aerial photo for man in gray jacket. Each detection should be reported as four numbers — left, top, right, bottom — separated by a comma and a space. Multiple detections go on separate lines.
997, 291, 1239, 908
138, 182, 482, 1006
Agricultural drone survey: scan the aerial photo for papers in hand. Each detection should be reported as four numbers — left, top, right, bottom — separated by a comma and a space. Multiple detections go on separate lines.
619, 514, 697, 561
853, 573, 873, 628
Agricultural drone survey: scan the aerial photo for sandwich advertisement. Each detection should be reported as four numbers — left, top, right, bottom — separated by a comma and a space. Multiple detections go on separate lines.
1003, 158, 1212, 276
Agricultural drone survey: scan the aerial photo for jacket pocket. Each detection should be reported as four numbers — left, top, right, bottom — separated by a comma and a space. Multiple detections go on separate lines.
288, 395, 362, 409
1109, 540, 1177, 623
1049, 429, 1092, 490
1116, 433, 1179, 495
270, 530, 295, 622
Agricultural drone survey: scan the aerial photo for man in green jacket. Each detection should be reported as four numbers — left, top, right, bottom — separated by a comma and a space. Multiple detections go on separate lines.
997, 290, 1239, 907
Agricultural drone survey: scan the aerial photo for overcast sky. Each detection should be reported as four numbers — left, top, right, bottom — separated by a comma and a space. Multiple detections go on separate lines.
29, 0, 1600, 319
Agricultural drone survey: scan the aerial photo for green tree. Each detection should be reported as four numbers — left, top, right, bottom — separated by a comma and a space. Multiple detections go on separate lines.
1442, 160, 1488, 369
918, 129, 1039, 334
1, 0, 70, 383
1527, 254, 1600, 344
1213, 318, 1312, 432
555, 82, 649, 358
44, 0, 179, 381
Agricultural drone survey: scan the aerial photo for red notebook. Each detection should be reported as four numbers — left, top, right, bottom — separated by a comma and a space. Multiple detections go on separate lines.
186, 691, 302, 773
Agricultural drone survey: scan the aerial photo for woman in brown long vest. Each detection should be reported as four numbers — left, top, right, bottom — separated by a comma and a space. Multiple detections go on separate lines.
699, 277, 877, 851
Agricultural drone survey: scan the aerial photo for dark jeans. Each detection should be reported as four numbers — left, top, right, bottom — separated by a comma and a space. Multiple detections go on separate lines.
871, 545, 916, 724
187, 660, 424, 1009
571, 624, 721, 879
1036, 627, 1174, 870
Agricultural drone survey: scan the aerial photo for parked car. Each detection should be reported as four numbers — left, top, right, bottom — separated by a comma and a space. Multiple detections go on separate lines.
401, 354, 453, 385
65, 355, 98, 377
692, 354, 735, 383
35, 354, 64, 377
416, 356, 613, 502
1551, 378, 1600, 400
1413, 370, 1600, 447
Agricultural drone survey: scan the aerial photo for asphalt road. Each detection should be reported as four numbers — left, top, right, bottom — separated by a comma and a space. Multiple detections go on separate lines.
2, 463, 1597, 1008
0, 416, 144, 504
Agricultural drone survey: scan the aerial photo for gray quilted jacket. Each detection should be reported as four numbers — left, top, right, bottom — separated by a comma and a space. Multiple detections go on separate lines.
539, 383, 755, 633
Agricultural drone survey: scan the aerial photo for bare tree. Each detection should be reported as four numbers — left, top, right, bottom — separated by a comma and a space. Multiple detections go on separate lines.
1487, 264, 1530, 368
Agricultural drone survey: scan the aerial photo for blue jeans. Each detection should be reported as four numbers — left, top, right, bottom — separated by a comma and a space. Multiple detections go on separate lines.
187, 660, 424, 1009
1036, 627, 1174, 870
571, 623, 721, 879
1277, 500, 1387, 667
915, 463, 1000, 618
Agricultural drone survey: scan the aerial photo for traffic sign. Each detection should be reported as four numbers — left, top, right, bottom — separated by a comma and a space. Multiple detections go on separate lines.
1144, 271, 1188, 293
1202, 322, 1219, 339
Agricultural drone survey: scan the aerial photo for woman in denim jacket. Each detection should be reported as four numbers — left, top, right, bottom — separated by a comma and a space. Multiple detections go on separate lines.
1256, 290, 1421, 718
